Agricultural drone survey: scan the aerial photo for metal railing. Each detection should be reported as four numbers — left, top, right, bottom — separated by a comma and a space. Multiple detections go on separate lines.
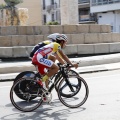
92, 0, 120, 6
79, 14, 97, 22
78, 0, 90, 4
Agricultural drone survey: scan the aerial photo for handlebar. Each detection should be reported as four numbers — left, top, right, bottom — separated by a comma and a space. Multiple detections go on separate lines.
57, 62, 79, 69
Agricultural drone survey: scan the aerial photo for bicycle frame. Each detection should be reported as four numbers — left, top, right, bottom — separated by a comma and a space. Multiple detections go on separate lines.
48, 64, 75, 93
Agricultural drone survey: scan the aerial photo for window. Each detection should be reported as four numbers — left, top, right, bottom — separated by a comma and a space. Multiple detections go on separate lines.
43, 0, 46, 10
52, 14, 55, 21
43, 15, 46, 24
51, 0, 54, 5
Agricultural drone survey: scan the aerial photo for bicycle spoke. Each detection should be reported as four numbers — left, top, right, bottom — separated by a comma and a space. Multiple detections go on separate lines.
58, 76, 89, 108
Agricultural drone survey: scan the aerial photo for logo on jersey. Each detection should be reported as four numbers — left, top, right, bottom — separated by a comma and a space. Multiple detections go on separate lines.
40, 58, 44, 62
39, 58, 52, 66
43, 47, 52, 54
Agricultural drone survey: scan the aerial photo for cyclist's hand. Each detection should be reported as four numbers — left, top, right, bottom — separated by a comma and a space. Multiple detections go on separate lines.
73, 63, 79, 69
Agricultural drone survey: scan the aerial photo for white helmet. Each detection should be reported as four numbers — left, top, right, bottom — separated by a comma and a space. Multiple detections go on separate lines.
56, 34, 68, 42
47, 33, 60, 41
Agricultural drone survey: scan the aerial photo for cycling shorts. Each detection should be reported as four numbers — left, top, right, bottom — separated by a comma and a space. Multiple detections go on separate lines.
32, 53, 53, 75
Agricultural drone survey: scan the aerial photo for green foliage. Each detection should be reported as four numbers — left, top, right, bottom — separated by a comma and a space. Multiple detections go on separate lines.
4, 0, 23, 6
46, 21, 59, 25
0, 4, 6, 9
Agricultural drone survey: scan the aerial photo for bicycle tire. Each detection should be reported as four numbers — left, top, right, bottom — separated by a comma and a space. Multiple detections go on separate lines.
57, 76, 89, 108
10, 78, 43, 112
14, 71, 35, 83
14, 71, 36, 100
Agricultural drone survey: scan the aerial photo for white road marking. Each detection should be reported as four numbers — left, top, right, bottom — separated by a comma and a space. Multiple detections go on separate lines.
82, 73, 120, 79
0, 86, 11, 88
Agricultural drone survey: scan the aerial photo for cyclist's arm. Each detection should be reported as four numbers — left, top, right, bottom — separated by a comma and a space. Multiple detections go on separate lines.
58, 49, 78, 68
55, 52, 66, 64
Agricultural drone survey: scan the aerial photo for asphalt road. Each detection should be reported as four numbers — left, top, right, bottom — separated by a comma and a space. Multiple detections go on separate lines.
0, 69, 120, 120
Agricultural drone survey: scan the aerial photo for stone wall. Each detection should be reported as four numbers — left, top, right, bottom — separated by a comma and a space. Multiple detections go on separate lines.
0, 24, 120, 58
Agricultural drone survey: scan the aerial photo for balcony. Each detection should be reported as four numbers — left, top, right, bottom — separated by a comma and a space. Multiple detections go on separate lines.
91, 0, 120, 13
92, 0, 120, 6
78, 0, 90, 8
79, 14, 97, 23
78, 0, 90, 3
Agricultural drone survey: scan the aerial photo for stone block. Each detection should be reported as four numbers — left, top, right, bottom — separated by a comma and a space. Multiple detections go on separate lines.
0, 36, 12, 47
26, 46, 33, 55
66, 34, 71, 44
34, 26, 42, 35
110, 42, 120, 53
0, 26, 17, 35
77, 44, 94, 54
0, 47, 12, 57
94, 43, 109, 54
71, 34, 84, 44
26, 26, 34, 35
50, 25, 63, 34
26, 35, 35, 46
17, 26, 27, 35
43, 34, 50, 41
89, 24, 100, 33
0, 27, 9, 35
111, 33, 120, 42
63, 25, 77, 34
98, 33, 104, 43
63, 44, 77, 55
40, 25, 50, 34
77, 24, 89, 33
34, 35, 44, 44
12, 46, 28, 57
84, 33, 99, 43
11, 35, 27, 46
100, 25, 111, 33
101, 33, 112, 43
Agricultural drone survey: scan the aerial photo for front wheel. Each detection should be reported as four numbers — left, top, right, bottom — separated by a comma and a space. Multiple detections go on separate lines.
57, 76, 89, 108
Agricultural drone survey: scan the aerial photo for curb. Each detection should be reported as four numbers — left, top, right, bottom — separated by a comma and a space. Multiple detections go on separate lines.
1, 53, 120, 74
1, 62, 120, 82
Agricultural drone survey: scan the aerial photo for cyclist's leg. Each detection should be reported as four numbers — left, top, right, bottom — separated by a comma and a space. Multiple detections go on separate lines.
48, 54, 56, 62
35, 53, 59, 88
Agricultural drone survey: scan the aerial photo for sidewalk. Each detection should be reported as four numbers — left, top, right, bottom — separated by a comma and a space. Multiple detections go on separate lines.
1, 53, 120, 81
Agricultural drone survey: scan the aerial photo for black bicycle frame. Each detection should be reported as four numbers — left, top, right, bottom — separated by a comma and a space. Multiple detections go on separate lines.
48, 65, 75, 93
48, 71, 63, 92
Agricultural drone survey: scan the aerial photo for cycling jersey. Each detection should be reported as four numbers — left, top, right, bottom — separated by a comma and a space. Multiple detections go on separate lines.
35, 42, 61, 57
30, 40, 55, 57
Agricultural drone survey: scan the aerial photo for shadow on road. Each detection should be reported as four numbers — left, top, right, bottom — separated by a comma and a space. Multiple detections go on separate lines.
2, 99, 86, 120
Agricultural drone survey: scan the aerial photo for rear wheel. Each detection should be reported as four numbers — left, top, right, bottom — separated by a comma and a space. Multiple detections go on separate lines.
10, 78, 43, 112
57, 76, 89, 108
14, 71, 36, 100
14, 71, 35, 83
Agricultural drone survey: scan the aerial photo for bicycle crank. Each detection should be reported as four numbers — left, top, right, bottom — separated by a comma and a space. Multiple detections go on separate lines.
41, 91, 52, 103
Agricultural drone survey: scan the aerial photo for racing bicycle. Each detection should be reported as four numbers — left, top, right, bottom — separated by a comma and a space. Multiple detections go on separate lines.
10, 63, 89, 112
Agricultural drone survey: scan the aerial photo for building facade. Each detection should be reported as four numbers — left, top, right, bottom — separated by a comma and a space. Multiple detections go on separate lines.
90, 0, 120, 32
41, 0, 60, 25
78, 0, 96, 23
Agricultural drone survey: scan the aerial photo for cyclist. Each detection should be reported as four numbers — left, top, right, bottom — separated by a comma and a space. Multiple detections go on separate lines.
32, 34, 78, 90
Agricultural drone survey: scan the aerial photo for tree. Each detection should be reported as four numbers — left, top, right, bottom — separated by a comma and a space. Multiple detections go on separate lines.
4, 0, 23, 6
